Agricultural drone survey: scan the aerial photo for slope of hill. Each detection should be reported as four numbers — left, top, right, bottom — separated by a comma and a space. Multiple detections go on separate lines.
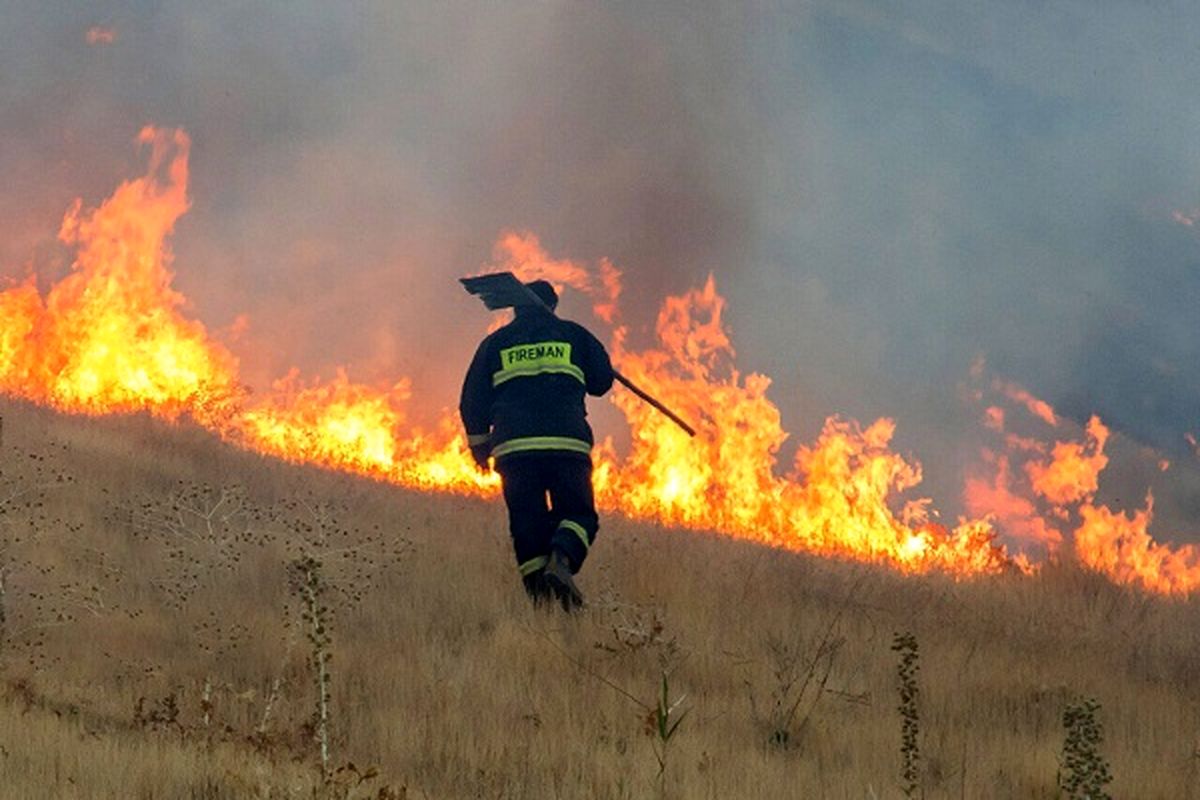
0, 398, 1197, 798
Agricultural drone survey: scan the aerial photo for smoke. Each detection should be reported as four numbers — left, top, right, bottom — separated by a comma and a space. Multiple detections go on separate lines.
1, 1, 758, 390
735, 1, 1200, 527
2, 1, 1199, 533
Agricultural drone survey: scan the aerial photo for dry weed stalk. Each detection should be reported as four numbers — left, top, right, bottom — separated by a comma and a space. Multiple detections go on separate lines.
254, 624, 298, 746
130, 482, 270, 611
891, 631, 922, 798
591, 595, 680, 667
127, 482, 266, 729
122, 485, 409, 780
1057, 697, 1113, 799
292, 554, 334, 779
277, 495, 411, 784
746, 612, 846, 750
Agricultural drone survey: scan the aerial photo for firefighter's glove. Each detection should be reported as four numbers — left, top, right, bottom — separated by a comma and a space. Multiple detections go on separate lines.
469, 443, 492, 472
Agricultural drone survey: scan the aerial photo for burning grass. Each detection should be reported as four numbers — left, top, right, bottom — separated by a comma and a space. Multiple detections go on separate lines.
2, 126, 1198, 596
0, 399, 1199, 798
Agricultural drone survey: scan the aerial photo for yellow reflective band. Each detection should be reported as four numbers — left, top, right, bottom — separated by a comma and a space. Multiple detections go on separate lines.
519, 555, 549, 576
493, 341, 584, 387
467, 432, 491, 446
557, 519, 590, 552
493, 364, 585, 387
491, 437, 593, 459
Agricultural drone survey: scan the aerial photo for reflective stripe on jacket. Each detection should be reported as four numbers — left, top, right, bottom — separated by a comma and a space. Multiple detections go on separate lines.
459, 309, 614, 462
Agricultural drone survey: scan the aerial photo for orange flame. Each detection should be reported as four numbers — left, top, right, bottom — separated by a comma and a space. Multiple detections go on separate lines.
86, 27, 117, 46
964, 451, 1064, 550
236, 368, 412, 476
485, 231, 623, 323
0, 128, 240, 424
1026, 415, 1109, 508
1075, 497, 1200, 594
966, 377, 1200, 594
993, 377, 1058, 427
4, 127, 1199, 594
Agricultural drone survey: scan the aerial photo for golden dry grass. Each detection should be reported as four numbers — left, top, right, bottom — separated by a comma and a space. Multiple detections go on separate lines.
0, 396, 1198, 798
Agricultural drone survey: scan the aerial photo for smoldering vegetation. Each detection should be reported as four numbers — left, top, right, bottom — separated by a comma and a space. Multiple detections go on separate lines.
0, 398, 1197, 798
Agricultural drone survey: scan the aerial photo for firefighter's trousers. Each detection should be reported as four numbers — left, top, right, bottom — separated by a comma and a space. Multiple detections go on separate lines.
496, 455, 598, 578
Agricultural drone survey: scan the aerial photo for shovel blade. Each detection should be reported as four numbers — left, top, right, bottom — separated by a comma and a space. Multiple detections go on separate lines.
459, 272, 543, 311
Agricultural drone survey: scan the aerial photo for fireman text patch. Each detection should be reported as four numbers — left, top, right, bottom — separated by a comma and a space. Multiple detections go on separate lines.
494, 341, 584, 386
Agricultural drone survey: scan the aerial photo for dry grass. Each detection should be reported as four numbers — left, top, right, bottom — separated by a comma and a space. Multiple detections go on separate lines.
1, 396, 1199, 798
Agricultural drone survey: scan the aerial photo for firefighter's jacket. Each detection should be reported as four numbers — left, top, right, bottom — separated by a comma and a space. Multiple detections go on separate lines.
460, 309, 614, 463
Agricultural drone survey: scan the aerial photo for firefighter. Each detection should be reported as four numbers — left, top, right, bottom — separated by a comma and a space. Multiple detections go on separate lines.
459, 280, 614, 609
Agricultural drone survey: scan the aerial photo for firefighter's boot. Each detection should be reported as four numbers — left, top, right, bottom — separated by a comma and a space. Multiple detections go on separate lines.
543, 549, 583, 611
522, 571, 552, 606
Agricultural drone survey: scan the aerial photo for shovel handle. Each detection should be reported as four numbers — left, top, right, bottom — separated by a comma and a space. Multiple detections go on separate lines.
613, 370, 696, 437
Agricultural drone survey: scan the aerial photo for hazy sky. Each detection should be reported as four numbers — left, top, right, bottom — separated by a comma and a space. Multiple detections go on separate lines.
2, 1, 1198, 522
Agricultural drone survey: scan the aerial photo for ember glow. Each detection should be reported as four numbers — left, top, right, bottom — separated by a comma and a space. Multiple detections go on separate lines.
2, 128, 1198, 594
85, 26, 117, 46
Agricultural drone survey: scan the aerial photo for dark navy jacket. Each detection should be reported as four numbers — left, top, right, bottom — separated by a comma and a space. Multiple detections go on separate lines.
460, 309, 614, 463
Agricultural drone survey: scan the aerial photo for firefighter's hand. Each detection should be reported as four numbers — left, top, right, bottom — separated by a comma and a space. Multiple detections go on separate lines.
469, 444, 491, 472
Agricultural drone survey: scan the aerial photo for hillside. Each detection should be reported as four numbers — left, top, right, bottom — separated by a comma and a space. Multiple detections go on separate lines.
0, 397, 1197, 799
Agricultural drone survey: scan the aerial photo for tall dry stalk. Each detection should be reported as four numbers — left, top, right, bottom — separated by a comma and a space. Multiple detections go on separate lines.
1058, 697, 1113, 799
277, 495, 410, 783
892, 631, 922, 798
747, 615, 845, 750
0, 562, 7, 655
292, 554, 334, 779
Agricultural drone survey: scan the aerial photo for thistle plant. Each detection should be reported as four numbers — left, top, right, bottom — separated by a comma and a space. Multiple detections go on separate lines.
276, 494, 411, 783
128, 482, 264, 724
1057, 697, 1113, 800
130, 482, 269, 613
891, 631, 922, 798
291, 554, 334, 780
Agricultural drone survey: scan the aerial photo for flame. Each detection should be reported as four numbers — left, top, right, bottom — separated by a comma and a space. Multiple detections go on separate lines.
0, 128, 240, 424
588, 276, 1006, 574
993, 377, 1058, 427
964, 451, 1064, 550
236, 368, 412, 476
1173, 209, 1200, 228
233, 369, 497, 493
965, 377, 1200, 594
487, 231, 622, 323
1026, 415, 1109, 508
4, 127, 1200, 593
1075, 497, 1200, 594
86, 27, 117, 46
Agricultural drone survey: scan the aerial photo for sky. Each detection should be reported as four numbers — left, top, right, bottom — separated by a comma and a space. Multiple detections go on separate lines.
1, 0, 1198, 527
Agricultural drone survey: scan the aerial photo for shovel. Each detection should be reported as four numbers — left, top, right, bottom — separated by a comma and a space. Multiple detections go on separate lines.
460, 272, 697, 437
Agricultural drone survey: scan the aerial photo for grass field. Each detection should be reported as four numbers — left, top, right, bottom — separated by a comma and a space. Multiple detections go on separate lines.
0, 396, 1197, 798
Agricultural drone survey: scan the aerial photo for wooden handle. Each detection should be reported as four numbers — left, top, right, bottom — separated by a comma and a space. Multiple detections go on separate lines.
613, 371, 696, 437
